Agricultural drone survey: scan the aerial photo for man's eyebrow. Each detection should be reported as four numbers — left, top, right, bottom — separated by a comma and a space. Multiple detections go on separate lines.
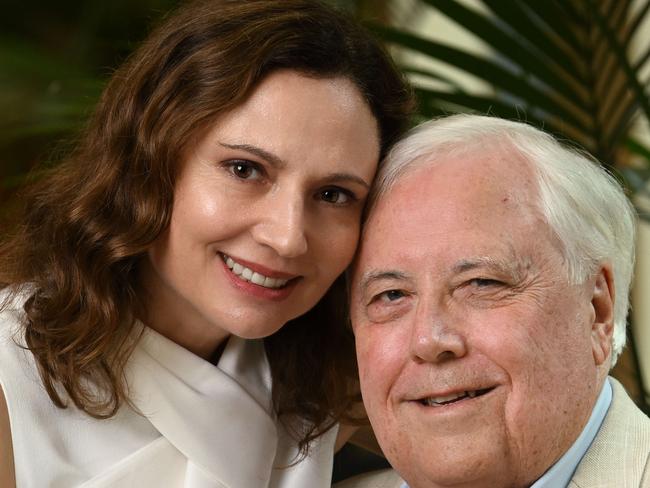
358, 270, 410, 292
219, 142, 284, 167
453, 256, 522, 278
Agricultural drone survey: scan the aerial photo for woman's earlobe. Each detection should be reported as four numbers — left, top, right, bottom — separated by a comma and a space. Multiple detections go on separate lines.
590, 264, 615, 366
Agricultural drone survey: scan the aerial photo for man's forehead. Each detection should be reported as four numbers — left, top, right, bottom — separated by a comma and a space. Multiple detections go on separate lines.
384, 147, 534, 202
367, 153, 539, 231
354, 150, 548, 283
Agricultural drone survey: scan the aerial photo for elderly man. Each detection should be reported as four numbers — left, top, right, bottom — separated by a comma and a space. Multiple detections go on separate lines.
340, 115, 650, 488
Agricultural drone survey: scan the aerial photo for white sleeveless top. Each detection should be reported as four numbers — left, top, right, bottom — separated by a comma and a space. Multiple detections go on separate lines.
0, 295, 337, 488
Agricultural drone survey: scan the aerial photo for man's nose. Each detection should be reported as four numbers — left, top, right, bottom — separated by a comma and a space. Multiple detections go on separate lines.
250, 193, 308, 258
409, 304, 467, 363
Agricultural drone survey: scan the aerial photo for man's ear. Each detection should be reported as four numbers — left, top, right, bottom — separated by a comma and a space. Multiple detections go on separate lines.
590, 264, 615, 366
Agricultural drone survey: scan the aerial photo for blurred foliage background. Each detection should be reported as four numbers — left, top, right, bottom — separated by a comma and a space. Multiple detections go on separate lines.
1, 0, 648, 414
0, 0, 178, 223
1, 1, 649, 483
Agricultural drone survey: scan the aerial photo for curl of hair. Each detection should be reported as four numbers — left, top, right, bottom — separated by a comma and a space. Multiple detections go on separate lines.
368, 114, 636, 366
0, 0, 414, 451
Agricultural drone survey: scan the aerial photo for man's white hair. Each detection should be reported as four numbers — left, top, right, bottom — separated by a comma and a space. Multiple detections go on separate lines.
368, 114, 636, 365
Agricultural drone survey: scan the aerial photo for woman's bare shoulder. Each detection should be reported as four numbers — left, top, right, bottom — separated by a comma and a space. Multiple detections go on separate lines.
0, 385, 16, 488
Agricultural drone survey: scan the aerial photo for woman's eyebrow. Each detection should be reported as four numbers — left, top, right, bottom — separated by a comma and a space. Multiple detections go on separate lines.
327, 172, 371, 189
219, 142, 285, 168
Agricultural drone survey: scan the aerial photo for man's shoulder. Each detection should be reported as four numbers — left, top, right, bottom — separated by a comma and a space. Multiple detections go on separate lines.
603, 377, 650, 443
334, 469, 404, 488
570, 377, 650, 487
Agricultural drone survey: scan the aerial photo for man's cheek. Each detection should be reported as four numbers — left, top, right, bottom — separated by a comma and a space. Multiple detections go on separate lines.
357, 344, 375, 389
360, 341, 397, 399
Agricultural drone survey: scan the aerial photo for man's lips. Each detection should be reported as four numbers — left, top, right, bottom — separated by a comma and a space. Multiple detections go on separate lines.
412, 386, 496, 407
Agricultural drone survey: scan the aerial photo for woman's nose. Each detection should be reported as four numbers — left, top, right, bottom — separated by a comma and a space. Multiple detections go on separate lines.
250, 194, 308, 258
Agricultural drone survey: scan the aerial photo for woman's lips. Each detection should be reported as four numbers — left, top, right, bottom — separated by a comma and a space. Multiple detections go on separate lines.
222, 254, 292, 289
219, 253, 301, 300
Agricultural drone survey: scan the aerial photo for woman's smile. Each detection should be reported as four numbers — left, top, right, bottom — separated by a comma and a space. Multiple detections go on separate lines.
219, 252, 302, 301
221, 253, 296, 289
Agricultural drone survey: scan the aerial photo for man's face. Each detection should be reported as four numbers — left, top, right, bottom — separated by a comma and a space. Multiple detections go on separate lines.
351, 151, 613, 488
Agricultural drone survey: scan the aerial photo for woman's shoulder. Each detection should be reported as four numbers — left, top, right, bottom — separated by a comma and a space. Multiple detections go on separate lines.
0, 288, 49, 416
0, 305, 160, 487
0, 287, 30, 353
0, 285, 31, 320
0, 383, 16, 488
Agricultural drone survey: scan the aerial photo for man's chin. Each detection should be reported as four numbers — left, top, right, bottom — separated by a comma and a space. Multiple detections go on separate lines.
389, 442, 514, 488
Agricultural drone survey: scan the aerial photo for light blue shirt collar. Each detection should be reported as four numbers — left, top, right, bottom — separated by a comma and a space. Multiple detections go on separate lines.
530, 378, 612, 488
400, 379, 612, 488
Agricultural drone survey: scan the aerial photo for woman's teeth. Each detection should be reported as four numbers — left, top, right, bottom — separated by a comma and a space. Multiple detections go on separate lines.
224, 256, 290, 289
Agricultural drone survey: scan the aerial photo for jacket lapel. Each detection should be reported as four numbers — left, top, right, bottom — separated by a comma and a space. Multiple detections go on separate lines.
570, 377, 650, 487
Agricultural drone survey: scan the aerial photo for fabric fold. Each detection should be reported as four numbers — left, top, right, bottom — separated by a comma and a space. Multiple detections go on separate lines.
1, 299, 338, 488
127, 329, 279, 488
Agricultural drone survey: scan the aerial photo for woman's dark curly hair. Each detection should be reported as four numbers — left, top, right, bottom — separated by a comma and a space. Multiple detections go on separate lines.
0, 0, 414, 455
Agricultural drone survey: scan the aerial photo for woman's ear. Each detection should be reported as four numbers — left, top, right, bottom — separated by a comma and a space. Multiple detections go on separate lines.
590, 264, 615, 366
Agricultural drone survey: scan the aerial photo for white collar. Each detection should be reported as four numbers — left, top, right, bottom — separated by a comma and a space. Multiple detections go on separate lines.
127, 327, 279, 487
122, 327, 337, 488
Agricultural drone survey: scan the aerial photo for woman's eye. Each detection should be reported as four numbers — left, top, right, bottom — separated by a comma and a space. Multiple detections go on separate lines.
319, 187, 355, 205
226, 160, 261, 180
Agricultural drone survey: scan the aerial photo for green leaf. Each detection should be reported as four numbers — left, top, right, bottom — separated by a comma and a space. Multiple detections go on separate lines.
420, 0, 587, 104
519, 0, 585, 48
586, 0, 650, 127
626, 137, 650, 167
415, 88, 548, 127
400, 64, 462, 90
480, 0, 581, 80
624, 0, 650, 48
372, 24, 589, 132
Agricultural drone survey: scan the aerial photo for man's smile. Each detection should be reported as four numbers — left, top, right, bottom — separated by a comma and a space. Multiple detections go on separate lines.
417, 387, 495, 407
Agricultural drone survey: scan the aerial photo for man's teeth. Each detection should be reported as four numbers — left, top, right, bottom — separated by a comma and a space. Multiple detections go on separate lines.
423, 390, 478, 406
224, 256, 290, 289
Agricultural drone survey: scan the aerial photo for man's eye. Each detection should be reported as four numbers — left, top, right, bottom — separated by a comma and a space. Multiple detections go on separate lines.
319, 187, 355, 205
377, 289, 406, 303
365, 288, 411, 323
226, 160, 261, 180
469, 278, 502, 288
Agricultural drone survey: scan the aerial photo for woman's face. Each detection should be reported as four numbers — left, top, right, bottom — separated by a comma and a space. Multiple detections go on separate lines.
141, 70, 380, 357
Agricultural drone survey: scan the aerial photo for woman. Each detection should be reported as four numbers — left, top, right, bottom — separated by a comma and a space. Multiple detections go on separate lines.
0, 1, 413, 486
